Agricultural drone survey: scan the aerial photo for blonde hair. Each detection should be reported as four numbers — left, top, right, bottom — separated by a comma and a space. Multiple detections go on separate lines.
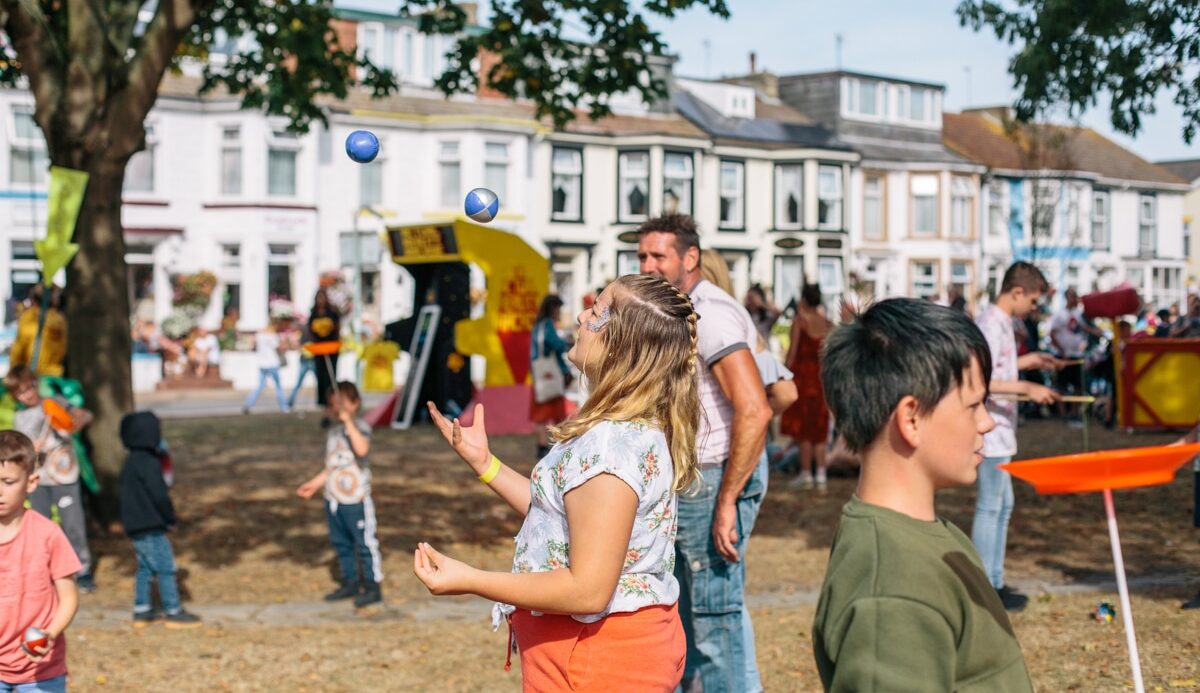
552, 274, 700, 491
699, 249, 734, 297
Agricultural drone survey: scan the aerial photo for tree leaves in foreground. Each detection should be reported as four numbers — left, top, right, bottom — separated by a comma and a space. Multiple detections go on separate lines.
957, 0, 1200, 142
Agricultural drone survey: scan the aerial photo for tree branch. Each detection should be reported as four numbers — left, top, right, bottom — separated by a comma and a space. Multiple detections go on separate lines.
1, 0, 65, 137
109, 0, 210, 156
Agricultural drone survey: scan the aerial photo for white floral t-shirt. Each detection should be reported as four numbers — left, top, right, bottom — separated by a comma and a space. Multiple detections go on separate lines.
508, 420, 679, 624
977, 304, 1019, 458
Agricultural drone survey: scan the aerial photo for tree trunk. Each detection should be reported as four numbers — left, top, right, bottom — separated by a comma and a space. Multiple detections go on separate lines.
65, 158, 133, 521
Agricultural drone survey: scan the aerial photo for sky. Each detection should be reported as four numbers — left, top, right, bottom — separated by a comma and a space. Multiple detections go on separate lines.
338, 0, 1200, 163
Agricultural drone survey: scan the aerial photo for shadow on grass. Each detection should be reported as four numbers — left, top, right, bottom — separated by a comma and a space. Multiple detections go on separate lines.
88, 414, 1197, 608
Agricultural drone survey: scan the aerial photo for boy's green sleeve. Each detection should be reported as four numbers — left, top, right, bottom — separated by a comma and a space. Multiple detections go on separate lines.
823, 597, 956, 693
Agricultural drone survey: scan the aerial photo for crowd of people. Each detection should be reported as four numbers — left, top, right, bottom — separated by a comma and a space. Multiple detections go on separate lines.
3, 210, 1199, 691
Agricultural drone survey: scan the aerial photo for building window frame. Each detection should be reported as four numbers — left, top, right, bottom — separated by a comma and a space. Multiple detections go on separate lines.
909, 258, 941, 300
774, 162, 804, 230
817, 255, 845, 309
220, 124, 242, 196
987, 178, 1007, 237
1138, 193, 1156, 257
1092, 189, 1111, 250
662, 150, 694, 216
615, 249, 641, 278
949, 259, 975, 306
266, 243, 298, 304
8, 105, 47, 187
550, 145, 584, 223
718, 159, 746, 231
774, 254, 804, 313
910, 173, 939, 238
817, 164, 844, 231
949, 175, 975, 239
266, 125, 300, 198
438, 140, 461, 209
863, 171, 886, 241
617, 149, 651, 223
359, 154, 384, 208
124, 122, 158, 194
484, 140, 510, 203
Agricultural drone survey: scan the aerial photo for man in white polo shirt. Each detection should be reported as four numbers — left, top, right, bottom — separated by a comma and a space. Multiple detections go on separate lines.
638, 214, 773, 693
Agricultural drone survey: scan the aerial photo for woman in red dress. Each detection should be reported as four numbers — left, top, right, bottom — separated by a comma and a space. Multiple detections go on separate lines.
782, 284, 833, 490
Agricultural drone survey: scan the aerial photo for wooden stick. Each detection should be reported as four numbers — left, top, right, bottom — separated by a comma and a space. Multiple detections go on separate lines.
1056, 358, 1086, 366
992, 393, 1096, 403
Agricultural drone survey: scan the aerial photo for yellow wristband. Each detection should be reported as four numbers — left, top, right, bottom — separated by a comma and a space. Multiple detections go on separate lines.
478, 455, 502, 484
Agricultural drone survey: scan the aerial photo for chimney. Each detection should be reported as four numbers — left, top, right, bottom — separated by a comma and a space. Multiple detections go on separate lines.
964, 105, 1014, 124
458, 2, 478, 25
332, 19, 359, 81
749, 51, 757, 74
476, 48, 505, 99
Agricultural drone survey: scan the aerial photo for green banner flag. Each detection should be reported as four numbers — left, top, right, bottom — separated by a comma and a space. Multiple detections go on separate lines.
34, 166, 89, 285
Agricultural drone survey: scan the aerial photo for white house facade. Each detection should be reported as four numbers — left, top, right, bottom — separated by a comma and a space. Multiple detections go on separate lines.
0, 8, 817, 337
946, 109, 1191, 311
776, 70, 987, 309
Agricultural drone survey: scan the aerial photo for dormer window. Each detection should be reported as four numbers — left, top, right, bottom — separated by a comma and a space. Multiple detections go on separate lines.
841, 76, 941, 127
842, 78, 882, 118
910, 87, 927, 121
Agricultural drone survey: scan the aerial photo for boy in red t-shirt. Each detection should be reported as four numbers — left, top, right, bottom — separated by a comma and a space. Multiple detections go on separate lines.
0, 430, 81, 692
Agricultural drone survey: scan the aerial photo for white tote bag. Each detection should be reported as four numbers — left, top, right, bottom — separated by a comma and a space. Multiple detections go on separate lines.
531, 323, 566, 403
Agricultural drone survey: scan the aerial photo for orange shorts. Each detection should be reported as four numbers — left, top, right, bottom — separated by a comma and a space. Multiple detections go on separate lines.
511, 603, 685, 692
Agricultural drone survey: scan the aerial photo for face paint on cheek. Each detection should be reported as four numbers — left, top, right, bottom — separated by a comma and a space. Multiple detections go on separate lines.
586, 303, 610, 333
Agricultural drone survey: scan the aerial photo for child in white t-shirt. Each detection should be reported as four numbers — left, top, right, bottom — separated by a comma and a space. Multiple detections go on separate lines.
242, 320, 288, 413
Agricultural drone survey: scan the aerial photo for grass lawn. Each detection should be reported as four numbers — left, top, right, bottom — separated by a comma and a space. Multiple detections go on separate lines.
63, 415, 1198, 691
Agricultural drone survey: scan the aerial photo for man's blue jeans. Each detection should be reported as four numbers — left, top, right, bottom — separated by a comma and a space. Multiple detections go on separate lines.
675, 458, 766, 693
245, 366, 287, 411
132, 531, 182, 614
971, 456, 1015, 589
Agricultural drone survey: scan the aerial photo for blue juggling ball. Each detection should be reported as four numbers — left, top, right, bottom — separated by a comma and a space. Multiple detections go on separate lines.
345, 130, 380, 164
464, 187, 500, 223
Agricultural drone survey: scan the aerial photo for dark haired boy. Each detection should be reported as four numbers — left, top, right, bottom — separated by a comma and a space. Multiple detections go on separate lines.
297, 381, 383, 608
0, 430, 80, 691
972, 261, 1062, 611
813, 298, 1033, 692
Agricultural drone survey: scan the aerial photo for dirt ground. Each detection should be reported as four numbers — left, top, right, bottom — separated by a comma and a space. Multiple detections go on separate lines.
62, 415, 1199, 691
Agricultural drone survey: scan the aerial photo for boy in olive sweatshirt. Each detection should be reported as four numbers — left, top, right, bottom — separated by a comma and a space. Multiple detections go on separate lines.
812, 298, 1033, 692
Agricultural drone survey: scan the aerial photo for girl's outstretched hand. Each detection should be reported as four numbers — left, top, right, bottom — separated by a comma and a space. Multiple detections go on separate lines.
413, 542, 475, 596
426, 402, 490, 473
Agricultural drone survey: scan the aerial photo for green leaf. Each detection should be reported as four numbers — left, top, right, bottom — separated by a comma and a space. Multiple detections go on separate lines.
958, 0, 1200, 143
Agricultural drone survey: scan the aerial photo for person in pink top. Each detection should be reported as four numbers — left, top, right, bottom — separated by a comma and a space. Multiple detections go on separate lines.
0, 430, 81, 693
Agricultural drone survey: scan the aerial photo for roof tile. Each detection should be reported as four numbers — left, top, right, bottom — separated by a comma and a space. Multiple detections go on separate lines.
943, 111, 1185, 185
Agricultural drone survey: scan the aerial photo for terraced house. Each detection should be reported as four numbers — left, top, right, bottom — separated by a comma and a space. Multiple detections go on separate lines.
776, 70, 987, 309
944, 108, 1190, 310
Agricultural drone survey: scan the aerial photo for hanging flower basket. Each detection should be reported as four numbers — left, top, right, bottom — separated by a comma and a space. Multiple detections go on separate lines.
171, 271, 218, 309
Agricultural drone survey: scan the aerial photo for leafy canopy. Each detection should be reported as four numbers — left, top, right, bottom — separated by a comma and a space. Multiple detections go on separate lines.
0, 0, 730, 136
957, 0, 1200, 142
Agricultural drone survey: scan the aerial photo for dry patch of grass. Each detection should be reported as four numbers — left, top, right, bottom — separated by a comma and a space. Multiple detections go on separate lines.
68, 414, 1198, 690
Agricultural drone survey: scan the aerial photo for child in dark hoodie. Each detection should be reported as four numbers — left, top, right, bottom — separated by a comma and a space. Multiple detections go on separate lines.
119, 412, 200, 627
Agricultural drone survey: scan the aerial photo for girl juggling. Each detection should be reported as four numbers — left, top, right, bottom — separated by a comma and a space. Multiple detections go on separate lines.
416, 274, 700, 691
